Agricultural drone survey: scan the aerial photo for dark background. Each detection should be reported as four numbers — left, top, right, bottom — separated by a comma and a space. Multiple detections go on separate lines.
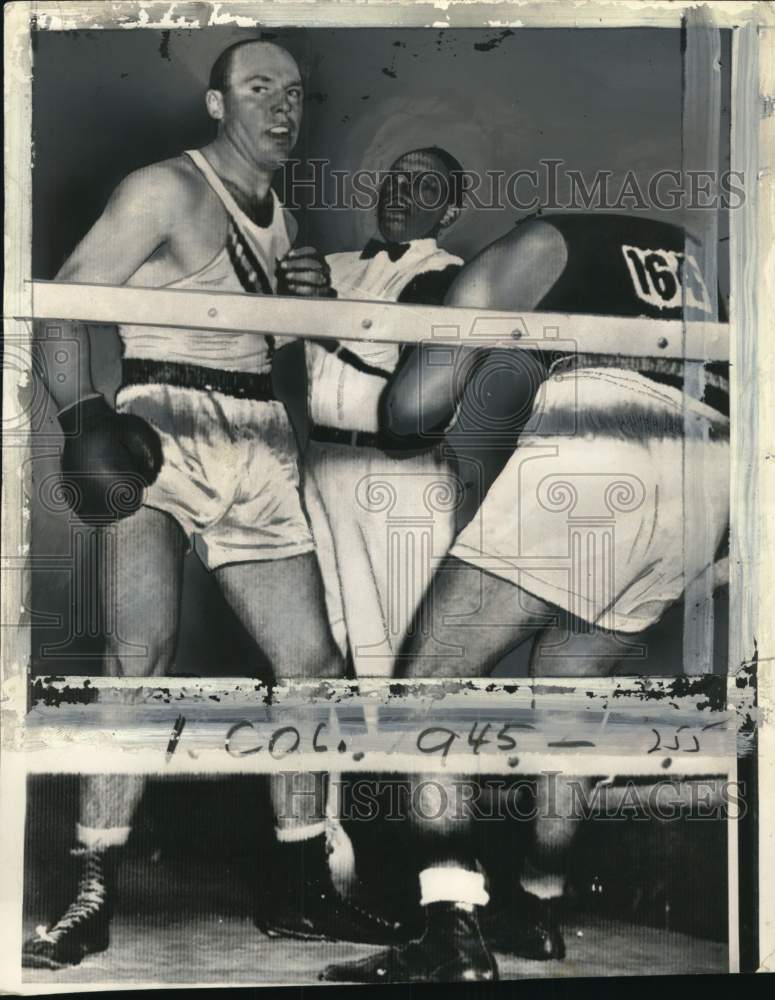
29, 26, 730, 677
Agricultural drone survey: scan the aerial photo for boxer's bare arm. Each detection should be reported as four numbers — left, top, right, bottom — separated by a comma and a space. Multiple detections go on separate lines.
37, 163, 186, 410
283, 208, 299, 246
379, 220, 567, 446
57, 164, 181, 285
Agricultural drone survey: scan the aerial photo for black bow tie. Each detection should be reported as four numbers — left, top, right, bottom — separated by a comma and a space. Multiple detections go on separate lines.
360, 238, 410, 262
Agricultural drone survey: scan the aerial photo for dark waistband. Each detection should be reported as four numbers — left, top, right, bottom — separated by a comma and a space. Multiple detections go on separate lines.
121, 358, 275, 402
550, 354, 729, 419
637, 370, 729, 418
309, 424, 382, 449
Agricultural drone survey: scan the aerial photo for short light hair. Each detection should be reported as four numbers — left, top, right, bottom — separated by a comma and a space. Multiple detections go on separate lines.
209, 38, 288, 93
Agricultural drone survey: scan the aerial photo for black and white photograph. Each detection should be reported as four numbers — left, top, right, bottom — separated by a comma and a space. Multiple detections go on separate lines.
21, 759, 739, 985
1, 0, 773, 991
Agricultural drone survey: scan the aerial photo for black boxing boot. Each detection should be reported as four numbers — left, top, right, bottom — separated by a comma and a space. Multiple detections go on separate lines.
321, 863, 498, 984
58, 394, 163, 522
255, 831, 401, 945
22, 846, 117, 969
320, 902, 498, 984
485, 886, 566, 960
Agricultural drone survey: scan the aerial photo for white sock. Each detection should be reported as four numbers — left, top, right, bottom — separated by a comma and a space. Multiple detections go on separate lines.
275, 820, 327, 843
76, 823, 131, 850
419, 866, 490, 908
520, 859, 565, 900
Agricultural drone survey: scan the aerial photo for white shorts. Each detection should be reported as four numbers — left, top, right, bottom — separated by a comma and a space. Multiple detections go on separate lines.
305, 441, 461, 675
116, 384, 314, 569
451, 368, 729, 633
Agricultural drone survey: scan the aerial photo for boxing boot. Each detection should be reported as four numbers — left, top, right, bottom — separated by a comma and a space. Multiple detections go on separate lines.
22, 845, 117, 969
319, 901, 498, 983
485, 887, 566, 960
255, 832, 401, 945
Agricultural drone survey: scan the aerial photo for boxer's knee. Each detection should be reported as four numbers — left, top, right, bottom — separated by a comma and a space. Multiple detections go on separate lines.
395, 625, 461, 678
103, 627, 176, 678
273, 634, 344, 680
531, 651, 613, 678
301, 648, 343, 680
530, 622, 630, 677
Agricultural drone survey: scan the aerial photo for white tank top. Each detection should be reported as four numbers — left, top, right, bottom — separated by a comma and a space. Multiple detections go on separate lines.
119, 149, 292, 373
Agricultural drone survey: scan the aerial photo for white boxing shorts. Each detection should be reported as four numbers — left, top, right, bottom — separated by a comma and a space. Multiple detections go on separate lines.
451, 368, 729, 633
116, 383, 314, 569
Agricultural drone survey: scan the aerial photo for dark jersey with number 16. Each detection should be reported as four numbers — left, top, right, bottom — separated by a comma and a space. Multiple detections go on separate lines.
379, 212, 730, 452
531, 213, 728, 416
535, 212, 725, 320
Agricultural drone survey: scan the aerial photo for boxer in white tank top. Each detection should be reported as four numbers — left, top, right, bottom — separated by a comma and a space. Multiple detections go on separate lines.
119, 148, 294, 372
26, 40, 397, 973
115, 146, 314, 566
304, 148, 466, 675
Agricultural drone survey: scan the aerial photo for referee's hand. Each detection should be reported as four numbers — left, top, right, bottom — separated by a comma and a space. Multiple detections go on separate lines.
277, 247, 335, 297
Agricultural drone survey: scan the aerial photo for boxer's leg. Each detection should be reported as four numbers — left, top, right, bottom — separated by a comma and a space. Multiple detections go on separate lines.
529, 618, 636, 676
80, 507, 187, 840
302, 457, 349, 660
23, 506, 186, 970
505, 623, 633, 959
215, 552, 341, 832
322, 558, 552, 980
396, 558, 551, 900
214, 551, 341, 679
394, 555, 556, 678
215, 554, 397, 944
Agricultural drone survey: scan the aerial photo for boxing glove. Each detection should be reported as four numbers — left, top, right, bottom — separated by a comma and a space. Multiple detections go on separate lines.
57, 394, 163, 522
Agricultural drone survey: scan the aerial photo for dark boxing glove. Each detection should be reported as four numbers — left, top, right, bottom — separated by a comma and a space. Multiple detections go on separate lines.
57, 394, 163, 522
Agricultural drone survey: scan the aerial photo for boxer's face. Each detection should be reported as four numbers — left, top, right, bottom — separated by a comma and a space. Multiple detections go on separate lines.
216, 43, 303, 171
378, 151, 454, 243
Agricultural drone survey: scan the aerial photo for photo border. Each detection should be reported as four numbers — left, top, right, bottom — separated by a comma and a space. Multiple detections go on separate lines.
2, 0, 773, 989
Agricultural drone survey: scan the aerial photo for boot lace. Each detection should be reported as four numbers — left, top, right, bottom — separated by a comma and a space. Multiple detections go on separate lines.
34, 849, 106, 943
328, 887, 396, 930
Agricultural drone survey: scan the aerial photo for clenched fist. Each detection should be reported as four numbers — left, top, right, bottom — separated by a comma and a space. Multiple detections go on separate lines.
276, 246, 336, 298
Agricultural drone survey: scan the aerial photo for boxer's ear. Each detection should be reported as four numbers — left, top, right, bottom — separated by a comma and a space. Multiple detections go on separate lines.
439, 204, 461, 231
206, 89, 225, 121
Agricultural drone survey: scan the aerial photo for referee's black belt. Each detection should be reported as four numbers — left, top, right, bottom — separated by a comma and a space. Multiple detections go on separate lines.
120, 359, 276, 402
309, 424, 382, 449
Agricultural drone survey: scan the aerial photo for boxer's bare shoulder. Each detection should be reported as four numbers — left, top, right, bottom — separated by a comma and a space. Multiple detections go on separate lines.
490, 216, 569, 264
109, 156, 206, 228
56, 156, 204, 285
445, 217, 568, 312
111, 154, 220, 230
57, 154, 230, 286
